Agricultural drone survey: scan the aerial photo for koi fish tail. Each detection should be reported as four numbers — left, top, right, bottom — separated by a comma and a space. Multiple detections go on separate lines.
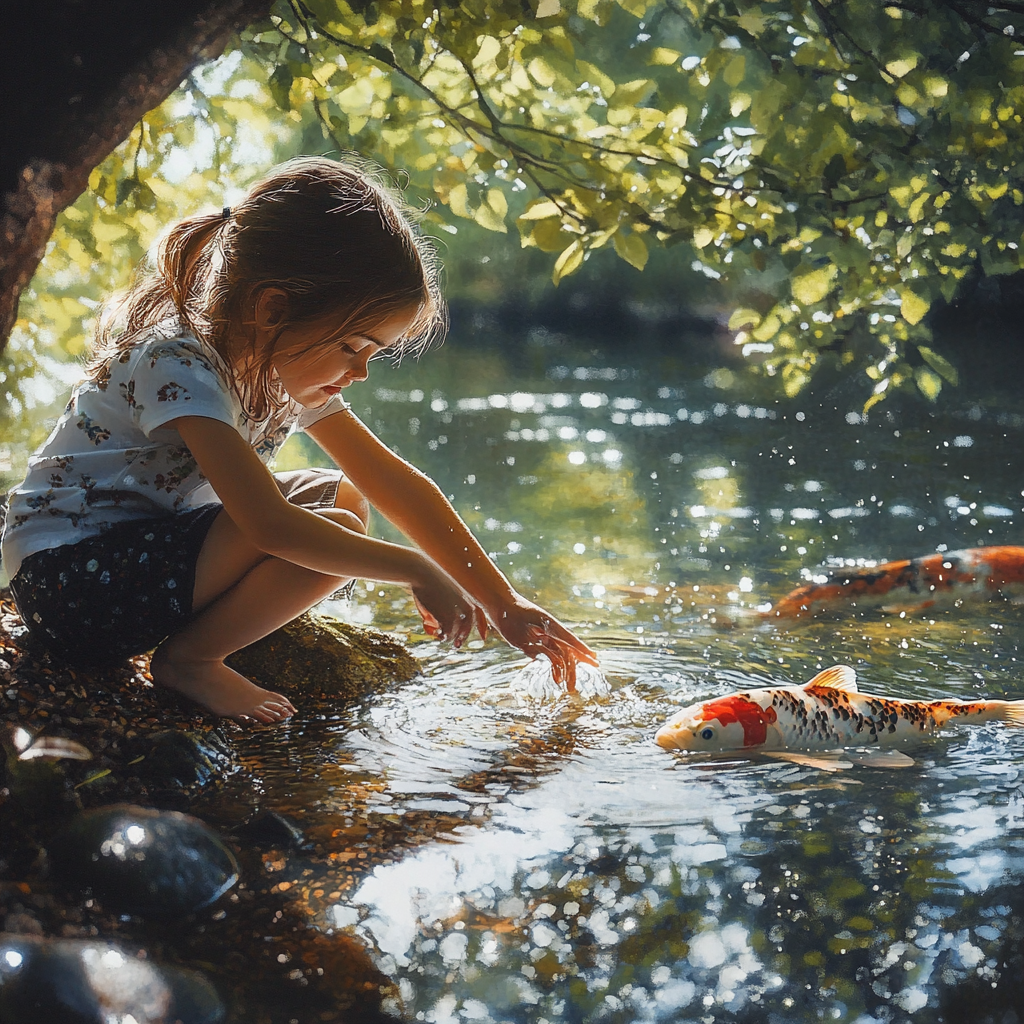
990, 700, 1024, 727
941, 699, 1024, 727
975, 546, 1024, 589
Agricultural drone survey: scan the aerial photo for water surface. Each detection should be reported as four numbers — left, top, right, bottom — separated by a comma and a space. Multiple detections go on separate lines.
8, 329, 1024, 1022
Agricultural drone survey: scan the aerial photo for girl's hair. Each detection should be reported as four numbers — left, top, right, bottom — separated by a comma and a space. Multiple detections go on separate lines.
88, 155, 447, 420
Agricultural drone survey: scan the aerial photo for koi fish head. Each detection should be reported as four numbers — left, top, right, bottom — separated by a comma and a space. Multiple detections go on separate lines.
655, 694, 778, 751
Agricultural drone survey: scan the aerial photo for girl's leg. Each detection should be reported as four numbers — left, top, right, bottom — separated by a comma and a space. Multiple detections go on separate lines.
151, 484, 368, 723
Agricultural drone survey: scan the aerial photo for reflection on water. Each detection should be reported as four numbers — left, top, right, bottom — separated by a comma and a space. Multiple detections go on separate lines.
7, 333, 1024, 1021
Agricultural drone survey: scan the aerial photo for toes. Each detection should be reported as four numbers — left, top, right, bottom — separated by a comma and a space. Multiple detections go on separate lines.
262, 701, 295, 721
232, 704, 293, 725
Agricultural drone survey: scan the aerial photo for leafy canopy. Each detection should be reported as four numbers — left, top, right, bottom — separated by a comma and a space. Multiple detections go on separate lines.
11, 0, 1024, 423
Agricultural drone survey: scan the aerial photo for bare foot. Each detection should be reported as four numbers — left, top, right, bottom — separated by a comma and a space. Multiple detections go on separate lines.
150, 649, 296, 724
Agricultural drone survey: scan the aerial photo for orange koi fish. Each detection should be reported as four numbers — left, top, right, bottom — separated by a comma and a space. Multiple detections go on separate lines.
655, 665, 1024, 767
768, 545, 1024, 619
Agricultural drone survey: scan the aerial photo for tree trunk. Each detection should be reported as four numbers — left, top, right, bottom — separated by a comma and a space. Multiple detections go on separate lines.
0, 0, 273, 352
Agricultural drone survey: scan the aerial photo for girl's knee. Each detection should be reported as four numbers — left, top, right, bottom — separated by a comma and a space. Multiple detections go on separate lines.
318, 506, 367, 535
333, 479, 370, 532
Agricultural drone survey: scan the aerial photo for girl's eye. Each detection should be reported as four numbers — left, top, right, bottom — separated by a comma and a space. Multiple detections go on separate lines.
700, 728, 714, 741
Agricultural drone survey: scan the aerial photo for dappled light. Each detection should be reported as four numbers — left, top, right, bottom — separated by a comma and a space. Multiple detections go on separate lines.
5, 3, 1024, 1019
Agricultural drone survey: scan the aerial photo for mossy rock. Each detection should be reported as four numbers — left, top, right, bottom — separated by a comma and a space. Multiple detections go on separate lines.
226, 612, 420, 701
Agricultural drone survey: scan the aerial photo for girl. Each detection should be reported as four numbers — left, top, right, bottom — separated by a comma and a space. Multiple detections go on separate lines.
1, 156, 597, 723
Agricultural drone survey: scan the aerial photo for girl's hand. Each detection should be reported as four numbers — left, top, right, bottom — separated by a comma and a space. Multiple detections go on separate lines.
411, 560, 485, 649
488, 595, 599, 691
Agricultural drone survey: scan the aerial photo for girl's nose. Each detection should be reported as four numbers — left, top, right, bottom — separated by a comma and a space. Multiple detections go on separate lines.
350, 352, 372, 381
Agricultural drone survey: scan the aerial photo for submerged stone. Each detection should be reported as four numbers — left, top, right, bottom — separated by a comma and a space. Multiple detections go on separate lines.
226, 612, 420, 701
233, 810, 308, 851
127, 729, 235, 792
0, 934, 224, 1024
50, 804, 239, 916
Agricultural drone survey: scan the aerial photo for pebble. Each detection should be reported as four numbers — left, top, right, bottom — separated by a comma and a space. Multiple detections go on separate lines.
0, 933, 224, 1024
234, 810, 309, 851
50, 804, 240, 916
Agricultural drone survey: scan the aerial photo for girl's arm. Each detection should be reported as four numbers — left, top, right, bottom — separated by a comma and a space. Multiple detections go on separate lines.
308, 409, 598, 681
171, 415, 480, 645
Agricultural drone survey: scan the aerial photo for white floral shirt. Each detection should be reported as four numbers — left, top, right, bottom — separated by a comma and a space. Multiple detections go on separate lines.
1, 324, 347, 579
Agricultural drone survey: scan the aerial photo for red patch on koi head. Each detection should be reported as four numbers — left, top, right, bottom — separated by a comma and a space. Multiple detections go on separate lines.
700, 696, 778, 748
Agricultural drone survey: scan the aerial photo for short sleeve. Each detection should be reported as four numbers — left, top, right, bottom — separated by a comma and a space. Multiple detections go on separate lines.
295, 393, 350, 431
130, 336, 240, 438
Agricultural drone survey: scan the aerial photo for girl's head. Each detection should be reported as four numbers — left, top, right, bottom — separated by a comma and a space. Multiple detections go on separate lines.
92, 155, 446, 419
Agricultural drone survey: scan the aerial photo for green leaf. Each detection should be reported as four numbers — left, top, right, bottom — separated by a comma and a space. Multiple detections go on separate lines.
914, 366, 942, 401
900, 290, 930, 326
648, 48, 682, 66
917, 346, 958, 386
693, 227, 714, 249
553, 239, 585, 284
519, 200, 562, 221
782, 363, 811, 397
268, 65, 293, 110
728, 308, 762, 330
791, 266, 836, 305
885, 55, 919, 79
474, 189, 508, 233
613, 231, 648, 270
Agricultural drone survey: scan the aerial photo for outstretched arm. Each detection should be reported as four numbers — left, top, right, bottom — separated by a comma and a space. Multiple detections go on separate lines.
170, 415, 478, 642
308, 409, 598, 683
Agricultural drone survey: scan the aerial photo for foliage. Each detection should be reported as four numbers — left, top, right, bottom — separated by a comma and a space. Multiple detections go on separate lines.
10, 0, 1024, 419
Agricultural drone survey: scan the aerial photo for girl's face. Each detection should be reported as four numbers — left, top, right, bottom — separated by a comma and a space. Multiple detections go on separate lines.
270, 307, 417, 408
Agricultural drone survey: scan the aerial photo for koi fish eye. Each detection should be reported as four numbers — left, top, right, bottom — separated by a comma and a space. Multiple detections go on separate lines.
699, 727, 714, 741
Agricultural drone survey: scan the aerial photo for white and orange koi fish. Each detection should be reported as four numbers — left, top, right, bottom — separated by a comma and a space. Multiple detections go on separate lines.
767, 545, 1024, 620
655, 665, 1024, 769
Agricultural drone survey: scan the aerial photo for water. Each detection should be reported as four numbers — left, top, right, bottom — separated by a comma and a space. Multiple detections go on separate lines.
6, 329, 1024, 1022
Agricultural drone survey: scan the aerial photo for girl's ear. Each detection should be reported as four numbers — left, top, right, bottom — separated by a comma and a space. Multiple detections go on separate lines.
253, 287, 290, 329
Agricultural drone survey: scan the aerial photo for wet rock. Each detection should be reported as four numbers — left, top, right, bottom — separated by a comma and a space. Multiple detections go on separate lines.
3, 725, 92, 763
49, 805, 239, 917
127, 729, 234, 792
4, 756, 81, 820
2, 913, 43, 937
233, 810, 309, 851
226, 612, 420, 701
0, 933, 224, 1024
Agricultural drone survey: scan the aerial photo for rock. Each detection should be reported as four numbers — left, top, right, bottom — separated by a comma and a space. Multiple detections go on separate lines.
127, 729, 234, 792
0, 933, 224, 1024
233, 810, 309, 851
4, 756, 81, 820
162, 965, 226, 1024
226, 612, 420, 701
49, 805, 239, 917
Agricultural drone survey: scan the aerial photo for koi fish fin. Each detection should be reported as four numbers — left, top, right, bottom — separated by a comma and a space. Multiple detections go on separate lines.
846, 748, 915, 769
997, 700, 1024, 727
802, 665, 858, 694
765, 751, 853, 772
880, 601, 936, 615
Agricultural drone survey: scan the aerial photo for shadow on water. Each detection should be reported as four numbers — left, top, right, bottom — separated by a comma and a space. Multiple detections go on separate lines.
7, 319, 1024, 1022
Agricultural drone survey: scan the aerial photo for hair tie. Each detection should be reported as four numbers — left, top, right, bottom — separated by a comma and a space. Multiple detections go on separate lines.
222, 206, 232, 220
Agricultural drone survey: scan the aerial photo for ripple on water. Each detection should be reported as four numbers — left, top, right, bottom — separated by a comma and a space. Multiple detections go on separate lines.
172, 348, 1024, 1022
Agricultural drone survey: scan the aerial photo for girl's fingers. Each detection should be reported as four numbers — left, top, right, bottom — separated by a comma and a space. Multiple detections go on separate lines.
524, 620, 598, 666
452, 610, 473, 648
536, 638, 576, 692
549, 623, 599, 664
562, 655, 578, 693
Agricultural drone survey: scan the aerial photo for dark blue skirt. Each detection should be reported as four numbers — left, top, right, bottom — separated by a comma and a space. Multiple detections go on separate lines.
8, 467, 344, 668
